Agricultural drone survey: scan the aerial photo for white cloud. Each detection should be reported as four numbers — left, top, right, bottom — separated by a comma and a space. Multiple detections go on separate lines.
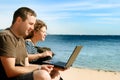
0, 0, 120, 34
34, 1, 120, 11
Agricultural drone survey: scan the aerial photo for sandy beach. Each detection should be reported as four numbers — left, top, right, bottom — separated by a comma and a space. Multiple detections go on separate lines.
60, 67, 120, 80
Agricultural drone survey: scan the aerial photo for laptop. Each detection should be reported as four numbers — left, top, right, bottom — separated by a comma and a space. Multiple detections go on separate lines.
43, 46, 83, 69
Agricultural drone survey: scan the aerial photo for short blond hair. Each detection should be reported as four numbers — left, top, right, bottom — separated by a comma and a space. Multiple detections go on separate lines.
34, 19, 47, 31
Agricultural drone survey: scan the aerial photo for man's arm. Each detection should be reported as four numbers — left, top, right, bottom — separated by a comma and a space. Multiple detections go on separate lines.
1, 56, 54, 78
0, 56, 39, 78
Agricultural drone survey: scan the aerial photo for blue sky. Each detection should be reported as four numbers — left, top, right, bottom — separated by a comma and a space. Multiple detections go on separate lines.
0, 0, 120, 35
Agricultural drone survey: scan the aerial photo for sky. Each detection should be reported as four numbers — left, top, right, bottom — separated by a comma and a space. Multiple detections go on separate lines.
0, 0, 120, 35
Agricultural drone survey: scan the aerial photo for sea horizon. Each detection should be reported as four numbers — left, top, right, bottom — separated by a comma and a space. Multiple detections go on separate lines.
47, 33, 120, 36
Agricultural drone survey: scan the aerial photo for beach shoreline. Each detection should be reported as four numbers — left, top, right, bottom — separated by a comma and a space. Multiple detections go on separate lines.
60, 67, 120, 80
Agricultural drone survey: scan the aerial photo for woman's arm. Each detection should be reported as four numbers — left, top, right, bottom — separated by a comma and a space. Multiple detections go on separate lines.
28, 51, 53, 61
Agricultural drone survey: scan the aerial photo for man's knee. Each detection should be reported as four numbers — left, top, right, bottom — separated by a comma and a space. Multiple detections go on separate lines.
33, 70, 51, 80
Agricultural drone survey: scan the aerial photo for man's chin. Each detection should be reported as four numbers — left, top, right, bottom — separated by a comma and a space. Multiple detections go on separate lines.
23, 33, 28, 38
42, 39, 45, 41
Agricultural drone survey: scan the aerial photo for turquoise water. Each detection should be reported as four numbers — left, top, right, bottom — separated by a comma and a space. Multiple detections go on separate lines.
37, 35, 120, 72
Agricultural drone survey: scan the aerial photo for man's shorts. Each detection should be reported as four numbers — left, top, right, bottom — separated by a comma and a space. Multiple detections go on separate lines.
8, 72, 33, 80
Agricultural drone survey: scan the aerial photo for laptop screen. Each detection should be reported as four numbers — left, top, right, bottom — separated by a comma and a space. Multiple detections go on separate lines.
65, 46, 83, 68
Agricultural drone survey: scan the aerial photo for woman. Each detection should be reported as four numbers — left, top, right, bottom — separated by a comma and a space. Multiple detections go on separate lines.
25, 19, 63, 80
25, 19, 53, 63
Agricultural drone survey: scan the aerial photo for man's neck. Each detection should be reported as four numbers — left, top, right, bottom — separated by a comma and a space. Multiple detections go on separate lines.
10, 27, 22, 38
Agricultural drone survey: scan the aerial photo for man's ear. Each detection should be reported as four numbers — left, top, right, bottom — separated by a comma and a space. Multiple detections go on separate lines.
16, 17, 22, 23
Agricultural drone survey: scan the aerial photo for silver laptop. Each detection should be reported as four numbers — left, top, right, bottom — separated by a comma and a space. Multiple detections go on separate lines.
44, 46, 83, 69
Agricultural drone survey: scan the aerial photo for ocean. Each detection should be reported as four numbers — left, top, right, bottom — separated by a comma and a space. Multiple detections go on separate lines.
37, 35, 120, 72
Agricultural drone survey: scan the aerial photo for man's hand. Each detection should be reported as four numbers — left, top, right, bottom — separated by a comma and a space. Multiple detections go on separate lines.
41, 64, 54, 73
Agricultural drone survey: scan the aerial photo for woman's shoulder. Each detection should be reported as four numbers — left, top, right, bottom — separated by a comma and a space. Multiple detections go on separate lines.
25, 39, 33, 46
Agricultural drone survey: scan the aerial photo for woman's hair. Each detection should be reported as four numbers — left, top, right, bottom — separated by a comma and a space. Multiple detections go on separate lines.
25, 19, 47, 39
34, 19, 47, 31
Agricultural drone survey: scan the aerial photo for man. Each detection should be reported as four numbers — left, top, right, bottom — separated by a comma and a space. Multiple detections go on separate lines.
0, 7, 60, 80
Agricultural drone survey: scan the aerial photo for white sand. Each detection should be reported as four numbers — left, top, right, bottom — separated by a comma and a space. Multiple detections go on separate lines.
60, 67, 120, 80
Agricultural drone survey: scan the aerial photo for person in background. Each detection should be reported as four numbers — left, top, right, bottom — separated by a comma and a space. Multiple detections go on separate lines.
25, 19, 63, 80
0, 7, 60, 80
25, 19, 53, 64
